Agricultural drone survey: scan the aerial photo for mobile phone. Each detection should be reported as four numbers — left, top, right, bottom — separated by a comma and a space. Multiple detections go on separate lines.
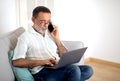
48, 22, 54, 32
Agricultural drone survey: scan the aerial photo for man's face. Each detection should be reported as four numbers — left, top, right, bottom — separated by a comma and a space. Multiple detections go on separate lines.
33, 12, 51, 34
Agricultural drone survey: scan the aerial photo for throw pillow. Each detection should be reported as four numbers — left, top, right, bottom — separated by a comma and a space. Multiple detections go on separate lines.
8, 50, 34, 81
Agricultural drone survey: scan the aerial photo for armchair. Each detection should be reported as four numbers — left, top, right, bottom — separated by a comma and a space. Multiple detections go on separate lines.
0, 27, 84, 81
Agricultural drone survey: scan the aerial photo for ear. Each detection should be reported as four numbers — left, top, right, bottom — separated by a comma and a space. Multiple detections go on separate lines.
32, 17, 35, 23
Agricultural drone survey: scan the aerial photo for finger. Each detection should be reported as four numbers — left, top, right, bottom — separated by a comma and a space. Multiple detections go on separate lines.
50, 59, 57, 64
45, 62, 50, 65
53, 26, 58, 30
53, 25, 57, 28
46, 61, 54, 66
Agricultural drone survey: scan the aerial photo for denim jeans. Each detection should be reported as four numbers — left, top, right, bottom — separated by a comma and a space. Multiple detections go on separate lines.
33, 65, 93, 81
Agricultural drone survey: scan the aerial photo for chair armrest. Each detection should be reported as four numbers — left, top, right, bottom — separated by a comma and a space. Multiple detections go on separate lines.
62, 41, 84, 65
62, 41, 84, 51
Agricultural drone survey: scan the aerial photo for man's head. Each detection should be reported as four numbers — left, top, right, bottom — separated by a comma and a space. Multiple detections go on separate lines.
32, 6, 51, 18
32, 6, 51, 35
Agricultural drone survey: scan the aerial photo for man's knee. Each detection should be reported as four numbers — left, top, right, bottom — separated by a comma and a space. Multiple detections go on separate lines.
67, 65, 80, 72
65, 65, 81, 78
79, 65, 93, 80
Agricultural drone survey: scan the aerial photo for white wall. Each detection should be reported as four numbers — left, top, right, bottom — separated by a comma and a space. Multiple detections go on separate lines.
90, 0, 120, 63
0, 0, 17, 37
0, 0, 120, 63
54, 0, 120, 63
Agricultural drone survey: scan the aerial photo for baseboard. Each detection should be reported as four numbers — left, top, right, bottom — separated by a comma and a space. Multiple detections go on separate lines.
85, 57, 120, 68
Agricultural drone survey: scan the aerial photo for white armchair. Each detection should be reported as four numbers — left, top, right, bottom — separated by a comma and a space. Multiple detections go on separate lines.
0, 27, 84, 81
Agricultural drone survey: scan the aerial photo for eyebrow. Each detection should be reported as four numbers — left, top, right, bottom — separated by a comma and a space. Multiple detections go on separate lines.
39, 20, 50, 22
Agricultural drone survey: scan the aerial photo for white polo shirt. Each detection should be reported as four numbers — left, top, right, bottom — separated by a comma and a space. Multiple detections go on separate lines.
12, 26, 60, 74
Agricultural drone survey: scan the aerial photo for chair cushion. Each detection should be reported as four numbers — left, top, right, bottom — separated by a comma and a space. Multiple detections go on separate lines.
0, 27, 25, 81
8, 27, 25, 50
8, 50, 34, 81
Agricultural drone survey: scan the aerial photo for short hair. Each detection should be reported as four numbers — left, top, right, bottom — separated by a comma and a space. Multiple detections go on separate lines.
32, 6, 51, 18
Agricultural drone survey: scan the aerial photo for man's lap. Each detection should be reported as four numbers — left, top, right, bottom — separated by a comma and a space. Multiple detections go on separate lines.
32, 65, 93, 81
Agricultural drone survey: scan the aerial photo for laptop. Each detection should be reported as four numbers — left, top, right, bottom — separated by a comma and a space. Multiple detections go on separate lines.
44, 47, 88, 69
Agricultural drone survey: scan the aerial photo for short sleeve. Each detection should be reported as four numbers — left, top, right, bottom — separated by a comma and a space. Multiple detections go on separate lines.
12, 34, 28, 60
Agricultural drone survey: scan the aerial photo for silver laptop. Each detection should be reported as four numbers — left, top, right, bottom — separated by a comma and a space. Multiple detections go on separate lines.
44, 47, 88, 69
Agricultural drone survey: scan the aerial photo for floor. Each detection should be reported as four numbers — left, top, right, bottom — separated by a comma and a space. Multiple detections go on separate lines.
85, 60, 120, 81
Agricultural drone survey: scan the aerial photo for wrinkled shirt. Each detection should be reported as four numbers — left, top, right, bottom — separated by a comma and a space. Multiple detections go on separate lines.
12, 27, 60, 74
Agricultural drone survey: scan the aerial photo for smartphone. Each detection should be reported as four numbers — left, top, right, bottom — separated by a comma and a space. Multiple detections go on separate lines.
48, 22, 54, 32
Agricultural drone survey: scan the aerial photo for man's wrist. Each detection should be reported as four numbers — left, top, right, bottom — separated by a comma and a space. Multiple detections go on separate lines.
54, 38, 62, 47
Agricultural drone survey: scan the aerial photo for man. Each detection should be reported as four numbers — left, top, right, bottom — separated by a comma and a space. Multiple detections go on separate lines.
12, 6, 93, 81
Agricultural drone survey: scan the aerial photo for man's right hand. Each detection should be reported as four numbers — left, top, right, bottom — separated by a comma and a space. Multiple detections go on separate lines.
43, 58, 57, 66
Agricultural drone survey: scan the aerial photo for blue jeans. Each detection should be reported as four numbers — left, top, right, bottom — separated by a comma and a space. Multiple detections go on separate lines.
33, 65, 93, 81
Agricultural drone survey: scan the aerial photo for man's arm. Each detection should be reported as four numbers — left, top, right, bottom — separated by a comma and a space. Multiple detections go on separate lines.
50, 26, 67, 57
12, 58, 56, 68
54, 39, 67, 57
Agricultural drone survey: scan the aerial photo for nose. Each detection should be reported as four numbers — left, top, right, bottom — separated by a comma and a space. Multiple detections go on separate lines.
45, 23, 49, 27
